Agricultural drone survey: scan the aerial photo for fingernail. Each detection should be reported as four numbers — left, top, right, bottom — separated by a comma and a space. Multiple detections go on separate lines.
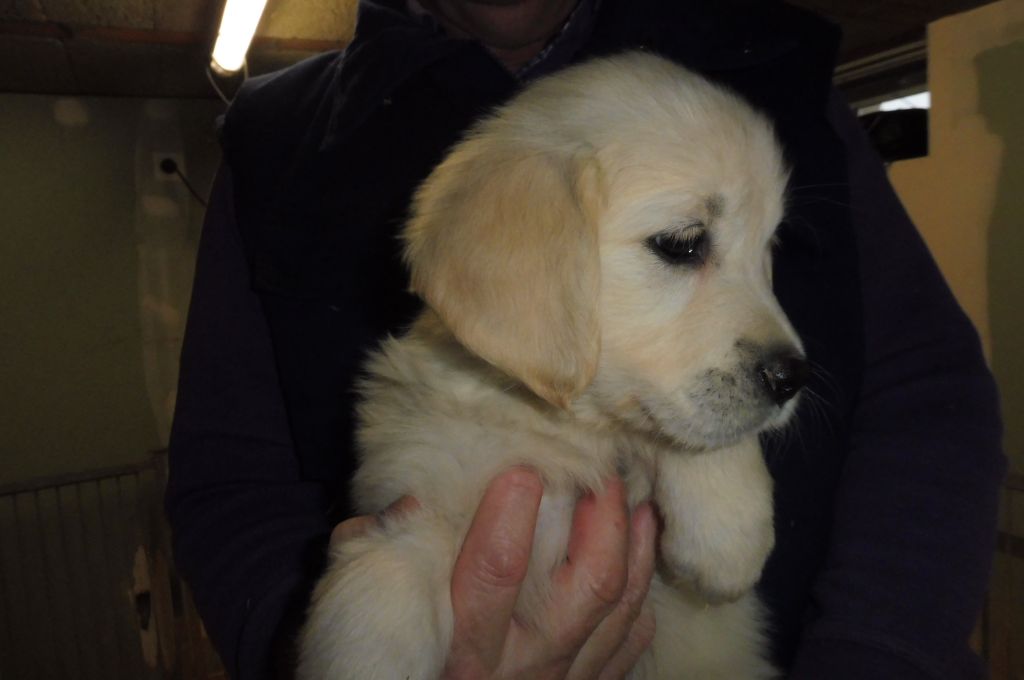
383, 495, 421, 518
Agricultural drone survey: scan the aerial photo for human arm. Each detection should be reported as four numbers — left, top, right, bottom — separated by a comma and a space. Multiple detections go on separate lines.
788, 91, 1006, 679
165, 167, 333, 680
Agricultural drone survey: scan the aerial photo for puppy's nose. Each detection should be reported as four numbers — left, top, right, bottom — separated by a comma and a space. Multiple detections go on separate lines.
757, 353, 808, 406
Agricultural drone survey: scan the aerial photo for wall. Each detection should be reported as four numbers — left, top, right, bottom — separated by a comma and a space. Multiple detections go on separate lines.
2, 4, 1020, 482
0, 95, 222, 484
888, 0, 1024, 474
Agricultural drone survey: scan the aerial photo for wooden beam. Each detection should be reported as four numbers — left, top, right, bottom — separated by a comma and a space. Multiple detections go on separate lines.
0, 21, 343, 52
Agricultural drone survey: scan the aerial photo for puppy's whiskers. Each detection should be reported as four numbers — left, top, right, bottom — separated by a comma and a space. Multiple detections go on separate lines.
807, 360, 842, 408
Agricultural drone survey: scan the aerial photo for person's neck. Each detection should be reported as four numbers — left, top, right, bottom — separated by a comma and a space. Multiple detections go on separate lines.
416, 0, 579, 72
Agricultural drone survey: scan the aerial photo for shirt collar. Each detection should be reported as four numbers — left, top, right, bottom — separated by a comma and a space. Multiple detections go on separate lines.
402, 0, 599, 81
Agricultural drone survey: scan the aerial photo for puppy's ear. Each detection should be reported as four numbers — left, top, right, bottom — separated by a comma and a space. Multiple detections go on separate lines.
404, 136, 603, 409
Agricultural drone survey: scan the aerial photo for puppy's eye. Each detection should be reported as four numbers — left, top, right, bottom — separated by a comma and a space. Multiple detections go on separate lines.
647, 227, 709, 266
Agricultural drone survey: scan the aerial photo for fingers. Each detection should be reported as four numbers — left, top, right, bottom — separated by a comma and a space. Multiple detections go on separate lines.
330, 514, 379, 545
573, 503, 658, 680
364, 473, 656, 680
329, 495, 422, 546
596, 603, 657, 680
446, 467, 544, 675
548, 477, 632, 658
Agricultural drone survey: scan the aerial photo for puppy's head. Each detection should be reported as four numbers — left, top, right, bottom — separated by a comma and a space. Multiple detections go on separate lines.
404, 52, 805, 448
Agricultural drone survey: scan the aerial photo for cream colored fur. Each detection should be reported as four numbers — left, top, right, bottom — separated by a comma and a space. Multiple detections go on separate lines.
299, 52, 801, 680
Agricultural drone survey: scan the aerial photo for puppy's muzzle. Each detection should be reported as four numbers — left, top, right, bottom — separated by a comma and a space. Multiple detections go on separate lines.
756, 351, 809, 406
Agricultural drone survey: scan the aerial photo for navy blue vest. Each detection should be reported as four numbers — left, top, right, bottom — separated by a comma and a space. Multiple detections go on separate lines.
222, 0, 864, 668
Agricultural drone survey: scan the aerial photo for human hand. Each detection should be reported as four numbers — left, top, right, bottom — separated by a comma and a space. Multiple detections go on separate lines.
329, 495, 422, 545
329, 469, 657, 680
443, 469, 657, 680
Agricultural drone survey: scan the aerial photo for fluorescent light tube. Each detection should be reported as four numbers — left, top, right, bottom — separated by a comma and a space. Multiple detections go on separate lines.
210, 0, 269, 75
879, 92, 932, 112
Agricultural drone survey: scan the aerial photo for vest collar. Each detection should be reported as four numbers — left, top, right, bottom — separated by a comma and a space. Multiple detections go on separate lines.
319, 0, 834, 152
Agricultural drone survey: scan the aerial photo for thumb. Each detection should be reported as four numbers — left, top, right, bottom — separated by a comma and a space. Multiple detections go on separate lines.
330, 495, 421, 545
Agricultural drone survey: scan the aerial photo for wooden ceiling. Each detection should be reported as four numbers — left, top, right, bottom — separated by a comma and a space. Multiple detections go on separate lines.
0, 0, 995, 98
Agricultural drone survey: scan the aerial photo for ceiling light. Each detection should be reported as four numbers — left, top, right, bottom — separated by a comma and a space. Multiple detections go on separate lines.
879, 92, 931, 112
210, 0, 269, 75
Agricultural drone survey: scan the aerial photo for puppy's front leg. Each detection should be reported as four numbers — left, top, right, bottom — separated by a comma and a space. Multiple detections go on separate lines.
655, 437, 774, 602
298, 510, 458, 680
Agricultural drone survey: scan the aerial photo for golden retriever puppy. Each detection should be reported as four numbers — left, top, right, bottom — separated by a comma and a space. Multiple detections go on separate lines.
299, 51, 806, 680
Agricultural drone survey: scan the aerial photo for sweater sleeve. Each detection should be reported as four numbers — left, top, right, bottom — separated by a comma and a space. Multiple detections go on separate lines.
165, 167, 332, 680
789, 91, 1006, 679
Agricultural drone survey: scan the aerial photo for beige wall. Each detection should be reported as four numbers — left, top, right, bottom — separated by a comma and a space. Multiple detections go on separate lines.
889, 0, 1024, 473
0, 95, 222, 484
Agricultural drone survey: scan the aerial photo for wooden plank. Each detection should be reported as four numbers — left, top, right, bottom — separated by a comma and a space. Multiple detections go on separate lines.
141, 469, 180, 679
120, 473, 162, 679
110, 475, 137, 677
0, 494, 29, 679
77, 480, 120, 677
96, 475, 138, 678
36, 486, 82, 679
56, 484, 101, 680
14, 491, 59, 678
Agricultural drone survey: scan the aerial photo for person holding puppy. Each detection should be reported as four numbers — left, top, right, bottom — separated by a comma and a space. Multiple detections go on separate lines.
166, 0, 1006, 678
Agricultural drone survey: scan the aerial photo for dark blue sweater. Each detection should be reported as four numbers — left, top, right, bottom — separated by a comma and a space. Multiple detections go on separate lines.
166, 1, 1006, 678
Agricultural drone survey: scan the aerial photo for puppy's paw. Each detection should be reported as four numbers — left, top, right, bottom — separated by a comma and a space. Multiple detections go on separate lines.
658, 518, 774, 603
654, 438, 776, 603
